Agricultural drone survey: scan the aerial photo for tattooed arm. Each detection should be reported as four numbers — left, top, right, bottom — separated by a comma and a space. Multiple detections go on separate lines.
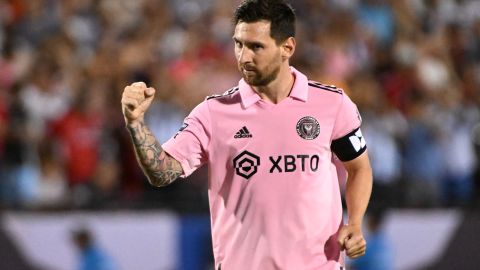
121, 82, 183, 187
127, 121, 183, 187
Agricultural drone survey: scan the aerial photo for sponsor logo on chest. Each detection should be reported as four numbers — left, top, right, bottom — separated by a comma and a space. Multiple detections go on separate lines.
233, 151, 321, 179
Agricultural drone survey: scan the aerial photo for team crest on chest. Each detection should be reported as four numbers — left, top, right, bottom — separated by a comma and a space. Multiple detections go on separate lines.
296, 116, 320, 140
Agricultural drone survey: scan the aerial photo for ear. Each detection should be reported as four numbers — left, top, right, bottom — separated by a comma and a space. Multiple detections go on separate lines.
281, 37, 296, 60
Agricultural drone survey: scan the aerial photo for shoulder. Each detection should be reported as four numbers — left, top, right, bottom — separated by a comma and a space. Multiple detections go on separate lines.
307, 80, 343, 95
307, 80, 346, 107
188, 85, 241, 118
205, 86, 240, 101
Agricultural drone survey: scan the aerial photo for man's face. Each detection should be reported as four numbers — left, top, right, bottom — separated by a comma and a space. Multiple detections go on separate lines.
233, 20, 283, 87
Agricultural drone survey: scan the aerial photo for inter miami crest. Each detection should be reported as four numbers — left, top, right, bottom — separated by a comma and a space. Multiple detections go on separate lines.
296, 116, 320, 140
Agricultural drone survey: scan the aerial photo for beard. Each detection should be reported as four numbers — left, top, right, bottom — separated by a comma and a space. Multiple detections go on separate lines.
240, 63, 281, 87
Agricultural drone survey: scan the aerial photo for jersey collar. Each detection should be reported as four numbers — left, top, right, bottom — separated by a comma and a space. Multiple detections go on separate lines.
239, 66, 309, 108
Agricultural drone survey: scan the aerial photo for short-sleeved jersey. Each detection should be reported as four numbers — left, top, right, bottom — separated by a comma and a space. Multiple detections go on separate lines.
162, 67, 366, 270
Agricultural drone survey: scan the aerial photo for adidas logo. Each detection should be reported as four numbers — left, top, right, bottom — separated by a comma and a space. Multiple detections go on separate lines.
234, 126, 253, 139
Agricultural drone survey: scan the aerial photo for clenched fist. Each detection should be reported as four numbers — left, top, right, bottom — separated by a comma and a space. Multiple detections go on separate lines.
121, 82, 156, 125
337, 223, 367, 259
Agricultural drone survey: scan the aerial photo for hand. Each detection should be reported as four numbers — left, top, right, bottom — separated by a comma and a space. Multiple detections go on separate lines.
337, 224, 366, 259
121, 82, 156, 125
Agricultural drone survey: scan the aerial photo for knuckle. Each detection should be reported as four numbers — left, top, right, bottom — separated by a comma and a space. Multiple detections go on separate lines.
132, 82, 146, 89
127, 86, 136, 93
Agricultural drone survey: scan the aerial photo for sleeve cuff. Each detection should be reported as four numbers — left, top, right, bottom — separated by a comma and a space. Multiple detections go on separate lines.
162, 143, 195, 178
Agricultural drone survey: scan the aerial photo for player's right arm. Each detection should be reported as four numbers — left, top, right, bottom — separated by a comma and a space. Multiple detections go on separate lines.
121, 82, 183, 187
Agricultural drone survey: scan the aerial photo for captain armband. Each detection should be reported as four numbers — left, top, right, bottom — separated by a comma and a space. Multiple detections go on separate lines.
331, 127, 367, 162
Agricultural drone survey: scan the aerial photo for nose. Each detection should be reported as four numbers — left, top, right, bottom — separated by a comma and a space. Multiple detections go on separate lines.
237, 47, 253, 65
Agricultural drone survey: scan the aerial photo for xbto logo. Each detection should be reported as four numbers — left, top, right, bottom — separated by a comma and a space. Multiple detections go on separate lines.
269, 154, 320, 173
233, 150, 260, 179
233, 151, 321, 179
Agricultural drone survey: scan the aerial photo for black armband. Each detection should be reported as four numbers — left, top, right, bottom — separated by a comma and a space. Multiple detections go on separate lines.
331, 127, 367, 161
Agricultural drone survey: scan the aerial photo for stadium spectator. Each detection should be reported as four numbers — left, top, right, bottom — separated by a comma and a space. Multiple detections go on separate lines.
72, 227, 118, 270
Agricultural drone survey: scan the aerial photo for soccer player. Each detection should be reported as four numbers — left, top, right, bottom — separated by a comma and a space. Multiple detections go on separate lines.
121, 0, 372, 269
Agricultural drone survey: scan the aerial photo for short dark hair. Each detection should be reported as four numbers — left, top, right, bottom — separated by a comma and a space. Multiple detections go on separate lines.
233, 0, 296, 44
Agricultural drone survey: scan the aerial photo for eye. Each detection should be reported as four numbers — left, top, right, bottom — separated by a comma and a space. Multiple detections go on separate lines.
250, 44, 264, 52
252, 44, 263, 51
235, 41, 243, 48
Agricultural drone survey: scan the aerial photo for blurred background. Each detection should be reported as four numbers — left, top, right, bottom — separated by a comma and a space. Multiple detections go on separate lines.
0, 0, 479, 269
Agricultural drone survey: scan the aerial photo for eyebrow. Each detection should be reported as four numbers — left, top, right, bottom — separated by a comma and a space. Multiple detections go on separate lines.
232, 37, 265, 48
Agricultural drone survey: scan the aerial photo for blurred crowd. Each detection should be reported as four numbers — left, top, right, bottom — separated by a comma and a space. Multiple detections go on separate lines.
0, 0, 479, 212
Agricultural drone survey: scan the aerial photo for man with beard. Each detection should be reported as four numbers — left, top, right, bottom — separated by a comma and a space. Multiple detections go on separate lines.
121, 0, 372, 269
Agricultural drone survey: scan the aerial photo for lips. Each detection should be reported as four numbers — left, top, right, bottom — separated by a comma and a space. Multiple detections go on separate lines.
242, 68, 257, 75
242, 66, 256, 72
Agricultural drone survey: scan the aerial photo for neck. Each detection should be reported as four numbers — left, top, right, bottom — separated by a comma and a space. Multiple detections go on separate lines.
253, 65, 295, 104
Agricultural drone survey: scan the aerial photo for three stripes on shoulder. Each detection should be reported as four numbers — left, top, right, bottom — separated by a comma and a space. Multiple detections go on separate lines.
308, 81, 343, 94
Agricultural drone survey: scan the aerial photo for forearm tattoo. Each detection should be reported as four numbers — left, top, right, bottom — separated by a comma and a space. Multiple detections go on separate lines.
127, 122, 182, 187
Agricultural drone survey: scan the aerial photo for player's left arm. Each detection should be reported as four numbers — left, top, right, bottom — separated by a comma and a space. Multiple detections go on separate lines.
338, 150, 373, 259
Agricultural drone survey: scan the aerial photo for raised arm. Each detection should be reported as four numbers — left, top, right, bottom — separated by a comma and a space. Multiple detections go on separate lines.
121, 82, 183, 187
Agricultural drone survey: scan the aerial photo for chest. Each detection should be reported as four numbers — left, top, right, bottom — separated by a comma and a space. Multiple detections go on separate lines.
210, 103, 337, 156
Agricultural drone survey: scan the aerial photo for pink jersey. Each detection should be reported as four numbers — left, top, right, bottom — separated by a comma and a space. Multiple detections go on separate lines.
163, 67, 365, 270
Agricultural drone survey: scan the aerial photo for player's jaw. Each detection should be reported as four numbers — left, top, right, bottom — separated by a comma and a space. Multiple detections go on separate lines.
239, 60, 281, 87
